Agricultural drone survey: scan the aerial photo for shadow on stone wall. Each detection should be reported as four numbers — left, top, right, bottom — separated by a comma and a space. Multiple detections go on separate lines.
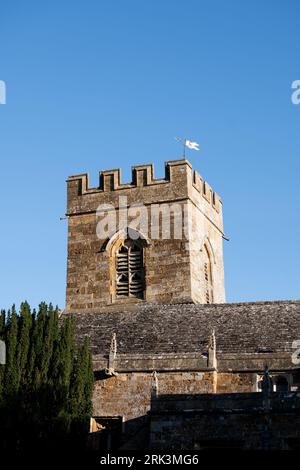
149, 391, 300, 450
88, 391, 300, 451
88, 414, 150, 451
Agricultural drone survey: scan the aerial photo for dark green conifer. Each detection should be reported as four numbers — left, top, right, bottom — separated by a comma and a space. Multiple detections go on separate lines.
4, 305, 19, 397
0, 302, 94, 450
16, 301, 32, 387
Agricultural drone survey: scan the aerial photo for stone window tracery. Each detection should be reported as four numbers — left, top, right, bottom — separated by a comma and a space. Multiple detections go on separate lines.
115, 239, 144, 299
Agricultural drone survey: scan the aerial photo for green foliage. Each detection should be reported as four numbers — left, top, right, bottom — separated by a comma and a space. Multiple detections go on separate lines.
4, 305, 19, 396
0, 302, 94, 451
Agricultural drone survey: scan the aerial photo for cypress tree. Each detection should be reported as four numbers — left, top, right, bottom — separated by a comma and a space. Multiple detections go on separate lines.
0, 302, 94, 450
4, 305, 19, 397
16, 301, 32, 387
39, 303, 57, 383
69, 345, 84, 417
25, 309, 37, 386
0, 309, 5, 336
32, 302, 47, 388
60, 316, 75, 390
81, 337, 94, 417
0, 310, 6, 400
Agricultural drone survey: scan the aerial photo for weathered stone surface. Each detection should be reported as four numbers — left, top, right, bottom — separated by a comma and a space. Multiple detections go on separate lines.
64, 159, 300, 450
93, 371, 215, 421
149, 392, 300, 450
66, 299, 300, 433
65, 159, 225, 312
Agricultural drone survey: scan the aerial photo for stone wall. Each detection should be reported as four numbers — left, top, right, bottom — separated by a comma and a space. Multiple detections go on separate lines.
189, 199, 225, 303
149, 392, 300, 450
92, 366, 300, 428
66, 159, 225, 312
92, 370, 258, 423
93, 371, 216, 422
216, 372, 255, 393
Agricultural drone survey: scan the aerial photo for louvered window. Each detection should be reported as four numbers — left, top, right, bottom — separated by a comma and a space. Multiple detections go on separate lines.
116, 240, 144, 299
204, 247, 213, 304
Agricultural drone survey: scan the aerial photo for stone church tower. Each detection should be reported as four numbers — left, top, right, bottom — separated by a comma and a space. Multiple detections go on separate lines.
66, 159, 225, 312
64, 158, 300, 450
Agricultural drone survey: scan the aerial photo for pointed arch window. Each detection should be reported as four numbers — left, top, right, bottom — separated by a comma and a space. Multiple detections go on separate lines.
204, 245, 213, 304
116, 240, 144, 299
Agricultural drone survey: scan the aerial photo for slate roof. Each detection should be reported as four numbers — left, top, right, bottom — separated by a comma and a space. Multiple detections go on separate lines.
68, 300, 300, 356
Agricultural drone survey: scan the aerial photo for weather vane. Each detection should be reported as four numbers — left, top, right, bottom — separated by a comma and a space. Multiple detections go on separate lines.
175, 137, 200, 158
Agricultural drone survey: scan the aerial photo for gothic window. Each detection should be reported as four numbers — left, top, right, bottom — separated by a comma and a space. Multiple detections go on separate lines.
204, 245, 213, 304
115, 240, 144, 299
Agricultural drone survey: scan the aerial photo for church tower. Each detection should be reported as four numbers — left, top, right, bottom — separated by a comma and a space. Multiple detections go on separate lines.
66, 159, 225, 313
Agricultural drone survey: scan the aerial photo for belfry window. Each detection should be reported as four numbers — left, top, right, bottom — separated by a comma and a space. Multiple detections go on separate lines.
116, 240, 144, 299
204, 245, 213, 304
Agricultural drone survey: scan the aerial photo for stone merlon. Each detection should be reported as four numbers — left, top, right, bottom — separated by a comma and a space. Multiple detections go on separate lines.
66, 159, 222, 217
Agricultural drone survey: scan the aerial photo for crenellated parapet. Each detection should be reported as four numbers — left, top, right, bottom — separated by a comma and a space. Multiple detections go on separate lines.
192, 170, 222, 213
67, 160, 183, 194
67, 159, 222, 215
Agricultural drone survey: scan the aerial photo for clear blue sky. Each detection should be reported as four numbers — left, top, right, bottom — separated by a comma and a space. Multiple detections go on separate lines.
0, 0, 299, 310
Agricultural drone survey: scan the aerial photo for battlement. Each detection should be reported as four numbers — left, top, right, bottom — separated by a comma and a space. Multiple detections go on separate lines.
67, 159, 222, 214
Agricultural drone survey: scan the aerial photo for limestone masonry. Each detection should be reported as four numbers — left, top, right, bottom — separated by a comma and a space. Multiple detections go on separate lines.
64, 158, 300, 450
66, 159, 225, 312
